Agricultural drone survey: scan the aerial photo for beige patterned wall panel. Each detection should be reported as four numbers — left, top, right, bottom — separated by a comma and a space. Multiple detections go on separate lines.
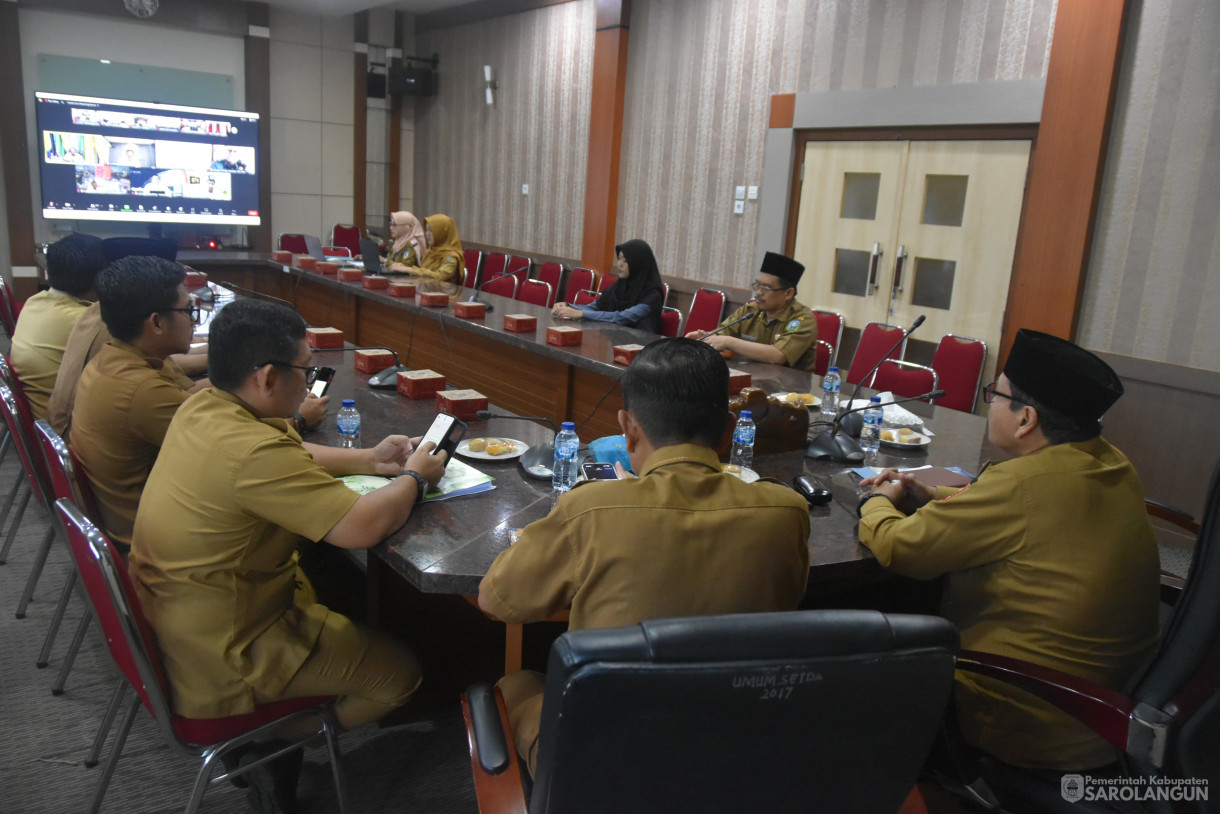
617, 0, 1056, 289
413, 1, 594, 258
1080, 0, 1220, 372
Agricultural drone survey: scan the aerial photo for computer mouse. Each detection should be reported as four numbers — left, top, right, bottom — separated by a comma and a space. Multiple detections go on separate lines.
793, 474, 833, 506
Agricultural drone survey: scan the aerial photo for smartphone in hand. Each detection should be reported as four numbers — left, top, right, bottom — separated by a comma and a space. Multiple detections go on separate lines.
419, 412, 465, 459
310, 366, 336, 398
580, 461, 618, 481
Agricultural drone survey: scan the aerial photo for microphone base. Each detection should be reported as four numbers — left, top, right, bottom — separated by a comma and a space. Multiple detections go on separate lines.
367, 365, 410, 389
806, 430, 864, 464
519, 442, 555, 481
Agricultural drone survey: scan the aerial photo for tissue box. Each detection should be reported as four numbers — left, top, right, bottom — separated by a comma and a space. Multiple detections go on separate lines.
454, 301, 487, 318
362, 275, 388, 290
503, 314, 537, 332
418, 291, 449, 307
546, 326, 583, 347
339, 268, 363, 282
272, 250, 293, 263
436, 388, 487, 420
305, 327, 344, 349
296, 255, 316, 270
183, 270, 208, 288
398, 369, 446, 399
613, 344, 645, 365
354, 348, 396, 374
727, 368, 752, 394
388, 281, 416, 298
316, 261, 339, 275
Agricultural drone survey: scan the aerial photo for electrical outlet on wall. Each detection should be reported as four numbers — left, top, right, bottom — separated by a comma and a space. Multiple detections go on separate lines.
733, 200, 745, 214
522, 184, 529, 195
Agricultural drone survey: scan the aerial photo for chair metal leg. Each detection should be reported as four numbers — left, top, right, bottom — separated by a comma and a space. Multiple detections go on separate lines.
323, 717, 350, 814
86, 680, 129, 769
52, 611, 90, 695
16, 524, 56, 618
38, 570, 77, 668
90, 689, 139, 814
0, 484, 30, 564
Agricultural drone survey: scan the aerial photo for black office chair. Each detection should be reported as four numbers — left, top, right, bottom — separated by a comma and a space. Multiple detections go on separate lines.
463, 610, 959, 814
955, 457, 1220, 814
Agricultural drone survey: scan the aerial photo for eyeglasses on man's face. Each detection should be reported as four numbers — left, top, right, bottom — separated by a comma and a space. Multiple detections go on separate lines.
982, 382, 1032, 407
253, 361, 321, 386
163, 305, 201, 325
751, 280, 791, 293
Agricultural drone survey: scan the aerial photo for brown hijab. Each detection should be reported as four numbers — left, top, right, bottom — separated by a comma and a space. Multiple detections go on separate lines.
422, 214, 466, 277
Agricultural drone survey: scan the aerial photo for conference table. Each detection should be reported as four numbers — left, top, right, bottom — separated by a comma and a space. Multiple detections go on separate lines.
191, 254, 998, 693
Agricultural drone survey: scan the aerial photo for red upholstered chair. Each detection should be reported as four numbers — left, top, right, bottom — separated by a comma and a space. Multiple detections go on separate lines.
597, 273, 617, 293
277, 233, 308, 255
0, 274, 18, 336
572, 289, 599, 306
482, 252, 509, 289
54, 498, 349, 814
812, 339, 836, 377
506, 255, 531, 286
329, 224, 363, 257
660, 306, 682, 338
812, 309, 845, 368
536, 262, 564, 307
481, 274, 518, 299
463, 249, 484, 289
869, 359, 939, 402
322, 245, 351, 258
684, 288, 727, 335
661, 282, 670, 308
516, 279, 553, 308
931, 334, 988, 413
845, 322, 907, 386
563, 268, 595, 304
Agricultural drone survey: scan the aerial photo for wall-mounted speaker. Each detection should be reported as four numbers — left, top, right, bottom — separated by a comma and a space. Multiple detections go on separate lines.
389, 66, 434, 97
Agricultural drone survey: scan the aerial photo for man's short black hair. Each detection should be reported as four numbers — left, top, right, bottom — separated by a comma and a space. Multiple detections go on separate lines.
45, 233, 106, 296
96, 256, 186, 342
208, 299, 306, 393
1008, 381, 1101, 444
621, 338, 729, 448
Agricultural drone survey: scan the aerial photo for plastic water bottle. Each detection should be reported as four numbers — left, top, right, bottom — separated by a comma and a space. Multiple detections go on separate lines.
730, 410, 756, 471
552, 421, 579, 492
336, 399, 361, 448
860, 396, 883, 464
821, 366, 841, 422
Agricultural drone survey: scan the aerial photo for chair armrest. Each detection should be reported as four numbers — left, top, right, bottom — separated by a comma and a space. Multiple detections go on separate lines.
461, 684, 527, 814
956, 650, 1134, 751
1145, 498, 1200, 534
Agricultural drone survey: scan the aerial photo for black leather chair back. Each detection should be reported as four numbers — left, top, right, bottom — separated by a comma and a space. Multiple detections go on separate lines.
101, 236, 178, 263
531, 610, 959, 814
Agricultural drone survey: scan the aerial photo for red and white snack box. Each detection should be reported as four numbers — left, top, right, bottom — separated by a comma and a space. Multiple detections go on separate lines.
454, 301, 486, 318
613, 343, 645, 365
418, 291, 449, 307
305, 327, 344, 349
398, 369, 446, 399
272, 250, 293, 263
296, 255, 316, 270
354, 348, 396, 374
183, 270, 208, 288
338, 267, 363, 282
362, 275, 388, 290
546, 326, 583, 347
316, 261, 339, 275
728, 368, 752, 394
436, 388, 488, 421
503, 314, 537, 332
388, 281, 416, 298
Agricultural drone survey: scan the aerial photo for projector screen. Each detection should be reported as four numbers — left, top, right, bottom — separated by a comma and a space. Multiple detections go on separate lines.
35, 91, 260, 227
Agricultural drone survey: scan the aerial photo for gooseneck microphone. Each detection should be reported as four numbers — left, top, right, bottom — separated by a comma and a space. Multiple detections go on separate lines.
696, 308, 755, 339
216, 281, 298, 313
465, 270, 517, 313
310, 345, 410, 389
806, 315, 927, 463
475, 410, 559, 481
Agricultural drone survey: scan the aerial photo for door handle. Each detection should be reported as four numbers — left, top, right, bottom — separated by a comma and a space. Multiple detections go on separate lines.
866, 243, 883, 296
890, 244, 907, 299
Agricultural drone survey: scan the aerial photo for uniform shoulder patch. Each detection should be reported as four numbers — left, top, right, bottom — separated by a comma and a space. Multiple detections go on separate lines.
785, 319, 802, 333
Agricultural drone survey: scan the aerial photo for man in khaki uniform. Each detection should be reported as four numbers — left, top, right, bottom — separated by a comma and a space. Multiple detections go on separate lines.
11, 233, 106, 418
71, 257, 199, 550
479, 338, 812, 775
858, 329, 1160, 773
131, 299, 447, 814
686, 251, 818, 371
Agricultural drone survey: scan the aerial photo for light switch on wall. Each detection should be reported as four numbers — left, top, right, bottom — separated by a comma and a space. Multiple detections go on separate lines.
734, 185, 746, 200
747, 186, 758, 200
522, 184, 529, 195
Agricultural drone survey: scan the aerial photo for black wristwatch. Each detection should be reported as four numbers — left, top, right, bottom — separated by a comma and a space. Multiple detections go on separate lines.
293, 413, 308, 434
402, 469, 429, 504
856, 492, 891, 518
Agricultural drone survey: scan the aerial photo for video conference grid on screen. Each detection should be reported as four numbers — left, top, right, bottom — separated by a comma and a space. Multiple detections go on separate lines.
36, 91, 261, 226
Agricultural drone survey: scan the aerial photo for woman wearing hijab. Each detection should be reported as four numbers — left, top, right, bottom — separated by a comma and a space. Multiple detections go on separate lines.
384, 211, 428, 271
552, 239, 665, 334
403, 214, 465, 283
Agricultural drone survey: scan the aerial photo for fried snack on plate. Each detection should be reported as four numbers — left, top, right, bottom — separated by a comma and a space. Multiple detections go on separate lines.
467, 438, 487, 452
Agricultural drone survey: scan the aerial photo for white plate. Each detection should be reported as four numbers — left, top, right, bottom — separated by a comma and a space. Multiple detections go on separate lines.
772, 392, 821, 410
456, 438, 527, 461
722, 465, 760, 483
880, 430, 930, 449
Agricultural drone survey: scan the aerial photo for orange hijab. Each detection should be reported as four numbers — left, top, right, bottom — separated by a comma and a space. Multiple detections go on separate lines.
422, 214, 466, 276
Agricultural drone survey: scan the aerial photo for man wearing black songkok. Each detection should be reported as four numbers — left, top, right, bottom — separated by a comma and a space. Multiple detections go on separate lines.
857, 329, 1160, 775
686, 251, 819, 371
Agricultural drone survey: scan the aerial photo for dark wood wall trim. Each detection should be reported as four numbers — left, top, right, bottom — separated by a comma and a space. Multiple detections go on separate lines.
388, 11, 404, 215
245, 3, 272, 252
2, 2, 36, 298
580, 0, 630, 273
1002, 0, 1129, 365
354, 12, 369, 234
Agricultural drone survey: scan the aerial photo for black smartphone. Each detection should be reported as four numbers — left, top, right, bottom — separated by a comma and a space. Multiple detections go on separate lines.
309, 366, 336, 398
580, 461, 618, 481
420, 412, 466, 458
